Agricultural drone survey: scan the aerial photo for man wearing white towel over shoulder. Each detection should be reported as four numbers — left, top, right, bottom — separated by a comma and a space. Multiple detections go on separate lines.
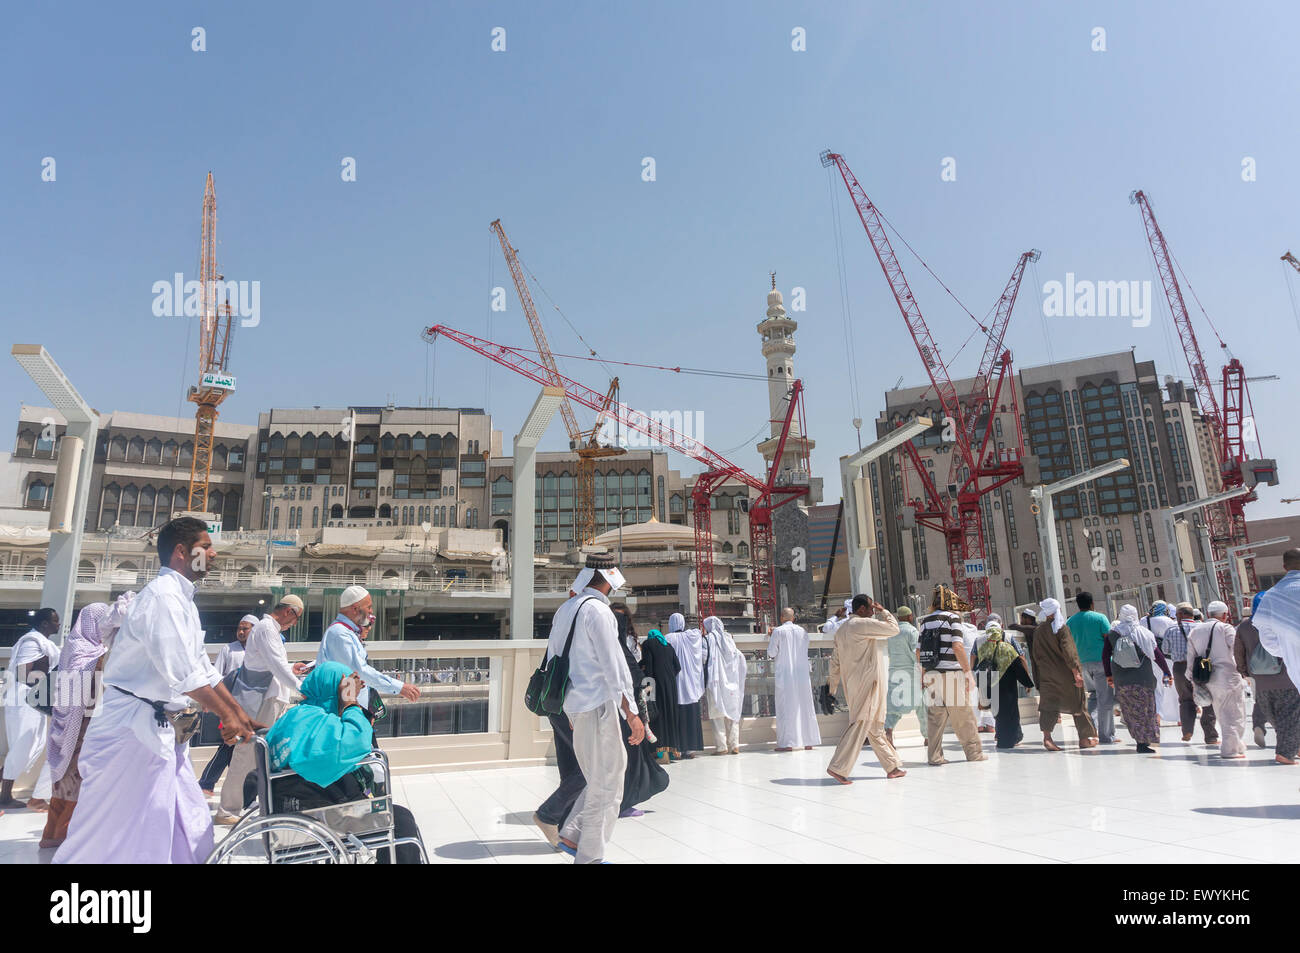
551, 553, 644, 864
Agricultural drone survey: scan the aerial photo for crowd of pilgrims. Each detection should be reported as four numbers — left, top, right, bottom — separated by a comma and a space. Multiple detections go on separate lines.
3, 517, 1299, 864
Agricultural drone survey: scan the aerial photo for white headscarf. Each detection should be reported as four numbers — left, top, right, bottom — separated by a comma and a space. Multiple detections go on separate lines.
668, 612, 686, 633
702, 616, 745, 722
1039, 597, 1065, 634
1115, 604, 1161, 682
1206, 600, 1230, 619
239, 613, 259, 626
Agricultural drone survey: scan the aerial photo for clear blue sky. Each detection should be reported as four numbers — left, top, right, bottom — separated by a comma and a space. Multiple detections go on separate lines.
3, 1, 1297, 518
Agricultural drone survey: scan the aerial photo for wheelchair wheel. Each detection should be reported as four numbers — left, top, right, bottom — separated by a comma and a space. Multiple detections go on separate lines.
207, 813, 353, 864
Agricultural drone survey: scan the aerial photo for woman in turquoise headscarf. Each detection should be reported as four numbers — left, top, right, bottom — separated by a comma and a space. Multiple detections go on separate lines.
266, 662, 425, 863
974, 623, 1035, 749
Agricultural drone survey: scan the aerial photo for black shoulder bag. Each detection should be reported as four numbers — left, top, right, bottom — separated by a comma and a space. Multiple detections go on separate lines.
525, 598, 596, 716
1191, 623, 1215, 685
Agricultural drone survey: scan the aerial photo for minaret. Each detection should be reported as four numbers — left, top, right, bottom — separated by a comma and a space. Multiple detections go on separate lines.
756, 273, 814, 474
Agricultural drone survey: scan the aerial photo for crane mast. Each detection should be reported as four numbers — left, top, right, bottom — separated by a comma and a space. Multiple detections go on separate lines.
186, 172, 235, 516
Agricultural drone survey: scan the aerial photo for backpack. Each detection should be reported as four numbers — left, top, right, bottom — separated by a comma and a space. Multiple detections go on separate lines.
918, 618, 945, 671
1249, 641, 1283, 677
1191, 623, 1217, 685
1110, 632, 1142, 669
525, 597, 597, 716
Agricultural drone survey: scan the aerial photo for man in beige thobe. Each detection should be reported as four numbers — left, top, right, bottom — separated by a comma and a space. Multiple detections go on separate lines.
826, 594, 906, 783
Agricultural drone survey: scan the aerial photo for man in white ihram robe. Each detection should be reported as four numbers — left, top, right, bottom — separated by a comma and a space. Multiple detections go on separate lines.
1, 609, 62, 809
821, 599, 851, 635
703, 616, 747, 754
56, 519, 257, 864
767, 608, 821, 750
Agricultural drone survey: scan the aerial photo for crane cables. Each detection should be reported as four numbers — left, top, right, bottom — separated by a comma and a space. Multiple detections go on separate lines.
1283, 259, 1300, 335
826, 164, 864, 424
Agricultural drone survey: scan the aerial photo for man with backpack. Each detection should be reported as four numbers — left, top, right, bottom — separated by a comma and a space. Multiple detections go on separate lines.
542, 553, 645, 864
1187, 601, 1246, 759
1169, 603, 1217, 744
1234, 590, 1299, 764
917, 585, 987, 766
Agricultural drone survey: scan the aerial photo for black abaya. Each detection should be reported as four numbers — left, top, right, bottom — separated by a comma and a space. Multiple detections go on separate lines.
640, 638, 684, 752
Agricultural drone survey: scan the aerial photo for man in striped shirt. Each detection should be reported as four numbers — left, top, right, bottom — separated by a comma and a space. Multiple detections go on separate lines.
918, 585, 987, 766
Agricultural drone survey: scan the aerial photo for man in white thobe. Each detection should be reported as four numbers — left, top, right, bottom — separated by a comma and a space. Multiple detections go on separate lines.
55, 517, 258, 864
821, 600, 851, 635
1188, 600, 1247, 759
704, 616, 746, 754
550, 554, 644, 865
767, 608, 820, 750
214, 615, 254, 677
216, 595, 306, 821
665, 612, 705, 756
198, 613, 256, 795
1, 607, 61, 809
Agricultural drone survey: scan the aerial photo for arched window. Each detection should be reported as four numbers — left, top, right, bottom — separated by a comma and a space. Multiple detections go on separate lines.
379, 504, 391, 518
110, 436, 127, 461
145, 438, 162, 464
179, 442, 194, 467
312, 507, 319, 528
163, 439, 178, 464
330, 504, 343, 519
301, 433, 317, 455
272, 507, 280, 530
156, 486, 174, 520
721, 542, 733, 554
26, 479, 48, 508
119, 485, 139, 527
138, 485, 156, 527
737, 542, 750, 559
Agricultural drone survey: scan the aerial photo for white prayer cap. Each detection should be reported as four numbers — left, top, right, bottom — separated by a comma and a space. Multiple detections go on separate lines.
339, 585, 369, 608
1206, 600, 1230, 618
1118, 604, 1140, 623
239, 614, 259, 625
572, 568, 596, 592
668, 612, 686, 632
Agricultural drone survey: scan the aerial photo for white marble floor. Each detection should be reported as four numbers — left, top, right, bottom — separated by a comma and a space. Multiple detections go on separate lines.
5, 724, 1300, 864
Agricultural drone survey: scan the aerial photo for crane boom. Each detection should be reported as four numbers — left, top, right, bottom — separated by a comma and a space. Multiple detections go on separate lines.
972, 250, 1039, 404
820, 150, 973, 469
490, 219, 581, 442
1129, 191, 1223, 447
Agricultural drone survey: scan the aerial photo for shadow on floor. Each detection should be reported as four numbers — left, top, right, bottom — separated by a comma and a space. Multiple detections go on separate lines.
434, 839, 559, 860
770, 776, 878, 786
1194, 804, 1300, 820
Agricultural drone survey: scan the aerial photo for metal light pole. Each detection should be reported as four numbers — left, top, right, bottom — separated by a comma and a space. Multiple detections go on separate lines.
12, 345, 98, 639
1029, 458, 1132, 607
838, 416, 934, 601
397, 541, 419, 640
1158, 486, 1251, 607
617, 507, 637, 566
510, 387, 565, 640
1222, 536, 1290, 617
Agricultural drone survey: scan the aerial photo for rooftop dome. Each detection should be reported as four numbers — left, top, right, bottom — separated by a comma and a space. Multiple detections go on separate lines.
590, 515, 713, 551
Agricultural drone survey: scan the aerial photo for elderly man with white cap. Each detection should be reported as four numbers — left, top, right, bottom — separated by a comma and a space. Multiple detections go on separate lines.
548, 553, 645, 864
318, 586, 420, 716
1187, 601, 1246, 758
216, 594, 310, 821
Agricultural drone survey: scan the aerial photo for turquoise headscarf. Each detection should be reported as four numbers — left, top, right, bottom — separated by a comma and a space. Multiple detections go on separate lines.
266, 661, 374, 787
646, 628, 667, 646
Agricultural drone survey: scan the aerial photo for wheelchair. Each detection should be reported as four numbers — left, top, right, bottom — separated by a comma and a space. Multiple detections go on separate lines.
207, 732, 427, 864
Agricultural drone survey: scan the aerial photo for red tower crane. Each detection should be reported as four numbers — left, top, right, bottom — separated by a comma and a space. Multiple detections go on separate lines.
1130, 190, 1259, 601
421, 324, 810, 629
821, 150, 1035, 615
